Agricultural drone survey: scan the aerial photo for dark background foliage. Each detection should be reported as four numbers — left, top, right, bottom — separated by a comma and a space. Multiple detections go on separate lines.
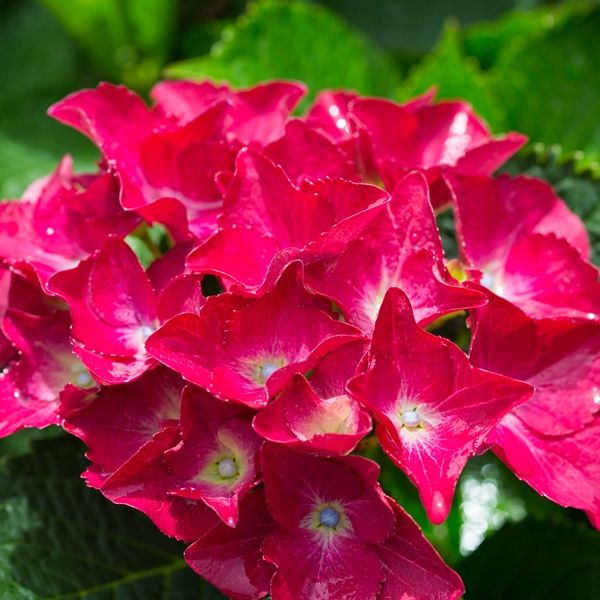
0, 1, 599, 597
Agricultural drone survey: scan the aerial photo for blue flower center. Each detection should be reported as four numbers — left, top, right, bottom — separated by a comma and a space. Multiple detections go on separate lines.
319, 506, 341, 528
261, 363, 278, 380
217, 458, 238, 478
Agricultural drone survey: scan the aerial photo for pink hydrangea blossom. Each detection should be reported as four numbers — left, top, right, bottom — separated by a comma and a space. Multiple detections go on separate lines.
450, 174, 600, 320
469, 288, 600, 525
348, 287, 533, 523
147, 262, 362, 407
3, 77, 598, 598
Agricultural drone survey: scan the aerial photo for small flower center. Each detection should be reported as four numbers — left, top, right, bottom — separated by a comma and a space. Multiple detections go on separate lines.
402, 409, 421, 428
75, 369, 94, 387
217, 458, 238, 479
260, 363, 279, 381
319, 506, 341, 528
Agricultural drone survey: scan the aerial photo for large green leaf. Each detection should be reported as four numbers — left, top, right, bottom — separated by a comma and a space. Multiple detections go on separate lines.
0, 1, 98, 198
460, 519, 600, 599
491, 6, 600, 163
397, 22, 506, 132
166, 0, 401, 108
315, 0, 517, 63
38, 0, 176, 90
0, 436, 225, 599
463, 6, 568, 69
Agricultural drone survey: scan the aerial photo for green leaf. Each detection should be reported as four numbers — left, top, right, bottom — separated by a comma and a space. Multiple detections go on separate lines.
397, 21, 506, 132
39, 0, 177, 90
502, 145, 600, 264
0, 1, 98, 198
459, 519, 600, 599
491, 6, 600, 163
315, 0, 518, 62
0, 436, 225, 598
166, 0, 401, 108
463, 6, 567, 69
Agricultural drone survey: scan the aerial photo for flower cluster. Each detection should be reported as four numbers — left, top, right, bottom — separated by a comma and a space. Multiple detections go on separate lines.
1, 79, 599, 599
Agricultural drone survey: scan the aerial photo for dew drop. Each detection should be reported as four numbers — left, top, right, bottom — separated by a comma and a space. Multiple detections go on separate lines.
45, 227, 55, 236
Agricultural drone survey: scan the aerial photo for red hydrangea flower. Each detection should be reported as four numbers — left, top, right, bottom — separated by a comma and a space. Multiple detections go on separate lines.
62, 367, 230, 540
469, 288, 600, 526
101, 424, 221, 541
348, 287, 533, 523
147, 262, 361, 407
0, 156, 139, 289
261, 444, 463, 599
305, 171, 485, 333
102, 385, 262, 527
351, 95, 526, 207
186, 148, 388, 295
0, 267, 95, 437
49, 81, 304, 240
185, 488, 277, 600
261, 444, 395, 600
253, 339, 371, 454
60, 366, 184, 488
450, 173, 600, 320
159, 385, 263, 525
305, 90, 358, 143
264, 118, 358, 184
151, 79, 306, 145
48, 237, 170, 384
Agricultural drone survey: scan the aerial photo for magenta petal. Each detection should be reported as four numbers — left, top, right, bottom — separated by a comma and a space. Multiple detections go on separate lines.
253, 340, 371, 454
263, 529, 384, 600
186, 148, 388, 294
351, 97, 523, 206
377, 501, 464, 600
48, 237, 159, 383
0, 158, 138, 288
101, 425, 220, 541
261, 444, 394, 600
253, 372, 371, 455
305, 90, 358, 142
61, 367, 184, 487
501, 233, 600, 321
305, 171, 486, 332
265, 118, 357, 184
469, 289, 600, 524
261, 444, 394, 540
451, 174, 591, 268
185, 489, 277, 600
164, 386, 262, 526
148, 262, 361, 406
0, 270, 93, 436
469, 288, 600, 436
348, 287, 532, 523
490, 414, 600, 526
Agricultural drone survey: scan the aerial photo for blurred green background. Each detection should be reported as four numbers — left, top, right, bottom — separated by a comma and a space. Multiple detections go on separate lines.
1, 0, 599, 597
